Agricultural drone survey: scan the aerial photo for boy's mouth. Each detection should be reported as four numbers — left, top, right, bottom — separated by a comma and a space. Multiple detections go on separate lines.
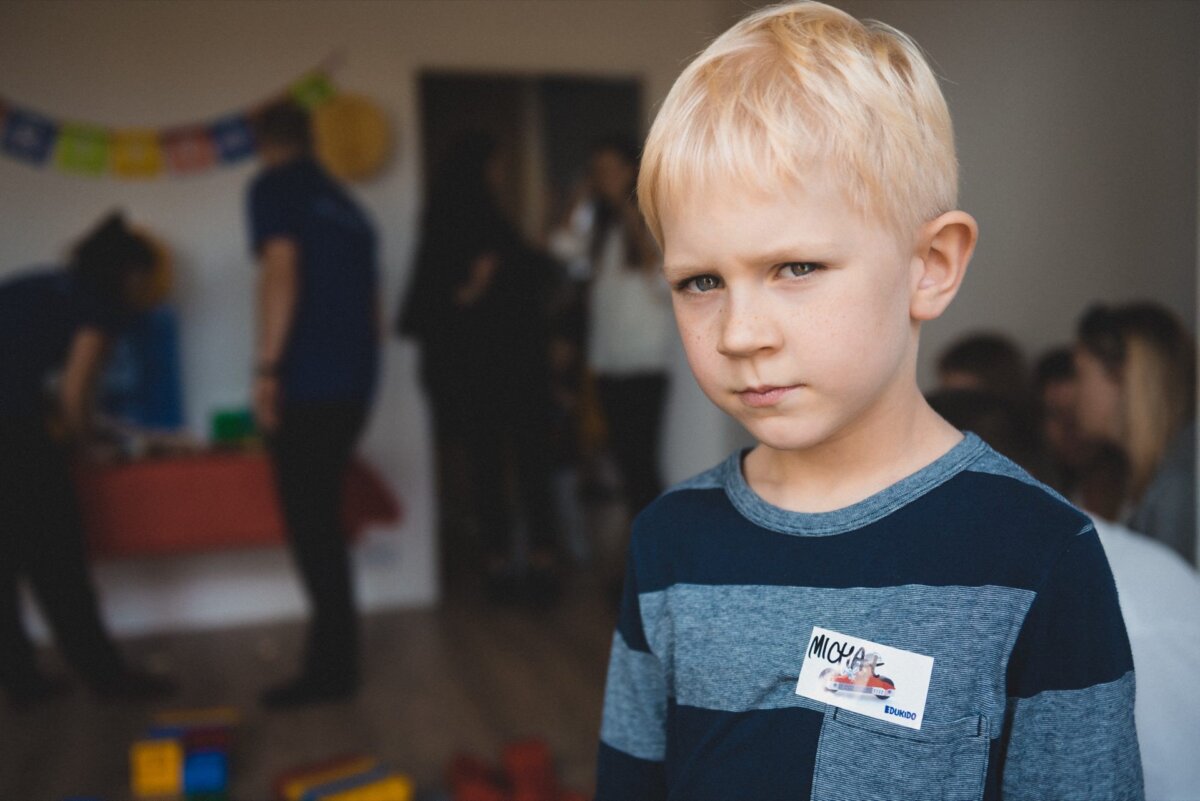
737, 384, 800, 408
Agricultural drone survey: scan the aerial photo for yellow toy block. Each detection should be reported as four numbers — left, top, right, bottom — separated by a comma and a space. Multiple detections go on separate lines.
130, 737, 184, 797
281, 757, 379, 801
322, 774, 413, 801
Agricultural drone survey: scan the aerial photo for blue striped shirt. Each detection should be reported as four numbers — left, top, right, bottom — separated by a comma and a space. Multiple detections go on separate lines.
597, 434, 1143, 801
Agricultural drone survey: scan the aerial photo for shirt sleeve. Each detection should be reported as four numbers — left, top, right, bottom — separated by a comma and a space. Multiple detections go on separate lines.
596, 546, 669, 801
247, 172, 299, 256
1000, 526, 1144, 801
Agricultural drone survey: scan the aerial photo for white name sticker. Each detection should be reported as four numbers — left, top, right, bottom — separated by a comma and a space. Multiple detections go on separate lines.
795, 626, 934, 730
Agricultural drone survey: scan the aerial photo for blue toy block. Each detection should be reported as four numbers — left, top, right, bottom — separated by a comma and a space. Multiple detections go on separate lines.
184, 749, 228, 794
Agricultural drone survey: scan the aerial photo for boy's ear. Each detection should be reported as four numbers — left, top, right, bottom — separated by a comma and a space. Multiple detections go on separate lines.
910, 210, 978, 322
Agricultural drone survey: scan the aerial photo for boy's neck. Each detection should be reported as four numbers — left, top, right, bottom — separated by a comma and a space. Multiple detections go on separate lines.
742, 387, 962, 515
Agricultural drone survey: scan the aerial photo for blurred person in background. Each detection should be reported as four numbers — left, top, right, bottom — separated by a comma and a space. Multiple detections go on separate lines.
0, 212, 176, 709
1075, 302, 1196, 564
932, 376, 1200, 801
549, 139, 671, 531
936, 331, 1028, 404
1032, 347, 1089, 496
248, 101, 379, 707
398, 132, 561, 601
1033, 346, 1131, 520
925, 388, 1042, 473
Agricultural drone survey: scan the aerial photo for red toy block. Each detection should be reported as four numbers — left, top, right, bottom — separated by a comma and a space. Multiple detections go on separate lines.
454, 777, 509, 801
184, 726, 231, 753
503, 739, 557, 800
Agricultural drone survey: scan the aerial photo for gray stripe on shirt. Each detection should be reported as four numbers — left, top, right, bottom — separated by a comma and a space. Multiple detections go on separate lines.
640, 583, 1033, 735
1001, 671, 1144, 801
601, 632, 669, 761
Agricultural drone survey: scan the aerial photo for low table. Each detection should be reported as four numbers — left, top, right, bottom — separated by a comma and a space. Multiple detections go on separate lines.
74, 451, 401, 558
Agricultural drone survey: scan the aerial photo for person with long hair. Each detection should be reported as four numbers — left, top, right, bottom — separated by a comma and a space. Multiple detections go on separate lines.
1075, 302, 1196, 562
550, 138, 672, 522
398, 132, 560, 597
0, 212, 175, 708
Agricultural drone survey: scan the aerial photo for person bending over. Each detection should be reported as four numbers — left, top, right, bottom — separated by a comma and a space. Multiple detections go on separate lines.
0, 212, 176, 709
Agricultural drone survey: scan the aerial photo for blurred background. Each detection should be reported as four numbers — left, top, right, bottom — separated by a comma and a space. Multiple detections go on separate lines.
0, 1, 1196, 800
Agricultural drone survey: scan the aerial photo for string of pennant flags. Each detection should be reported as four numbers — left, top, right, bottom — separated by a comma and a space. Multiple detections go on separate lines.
0, 69, 337, 180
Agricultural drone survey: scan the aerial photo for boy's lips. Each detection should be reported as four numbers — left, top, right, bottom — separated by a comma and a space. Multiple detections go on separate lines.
737, 384, 801, 408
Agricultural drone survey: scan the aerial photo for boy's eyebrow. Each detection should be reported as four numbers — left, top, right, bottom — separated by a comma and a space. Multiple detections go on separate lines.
661, 261, 708, 276
663, 245, 840, 275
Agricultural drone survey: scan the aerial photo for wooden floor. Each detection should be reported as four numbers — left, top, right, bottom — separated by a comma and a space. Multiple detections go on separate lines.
0, 575, 618, 801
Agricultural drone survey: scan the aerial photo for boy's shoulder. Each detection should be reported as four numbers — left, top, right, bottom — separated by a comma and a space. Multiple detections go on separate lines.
641, 436, 1086, 526
631, 435, 1095, 588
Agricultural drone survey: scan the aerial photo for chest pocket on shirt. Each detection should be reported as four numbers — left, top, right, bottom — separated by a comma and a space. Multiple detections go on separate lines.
811, 708, 989, 801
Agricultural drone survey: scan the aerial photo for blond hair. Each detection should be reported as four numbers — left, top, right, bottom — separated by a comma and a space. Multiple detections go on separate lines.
639, 1, 958, 244
1079, 303, 1197, 502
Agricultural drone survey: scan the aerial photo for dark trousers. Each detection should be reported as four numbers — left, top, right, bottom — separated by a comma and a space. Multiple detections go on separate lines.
458, 398, 558, 561
0, 419, 124, 695
267, 402, 367, 683
596, 373, 668, 517
428, 370, 559, 563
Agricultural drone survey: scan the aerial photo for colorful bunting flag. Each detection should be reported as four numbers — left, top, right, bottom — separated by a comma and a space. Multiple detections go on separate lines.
161, 125, 216, 175
290, 72, 335, 110
55, 123, 110, 175
1, 61, 343, 179
2, 107, 58, 166
112, 129, 164, 178
209, 113, 255, 164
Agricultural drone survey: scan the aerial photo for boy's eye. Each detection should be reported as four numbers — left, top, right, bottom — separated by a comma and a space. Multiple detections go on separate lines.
780, 262, 821, 278
680, 275, 721, 293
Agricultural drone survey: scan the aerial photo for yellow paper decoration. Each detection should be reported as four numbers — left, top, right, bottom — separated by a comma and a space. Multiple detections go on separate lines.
112, 129, 164, 178
312, 94, 391, 182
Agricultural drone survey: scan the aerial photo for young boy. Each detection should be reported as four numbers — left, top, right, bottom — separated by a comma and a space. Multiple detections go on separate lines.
596, 4, 1143, 801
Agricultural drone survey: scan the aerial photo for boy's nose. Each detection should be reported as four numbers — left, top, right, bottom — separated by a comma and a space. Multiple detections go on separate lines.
717, 291, 779, 357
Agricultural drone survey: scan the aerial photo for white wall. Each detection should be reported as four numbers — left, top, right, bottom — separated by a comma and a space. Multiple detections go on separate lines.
829, 0, 1199, 386
0, 0, 740, 636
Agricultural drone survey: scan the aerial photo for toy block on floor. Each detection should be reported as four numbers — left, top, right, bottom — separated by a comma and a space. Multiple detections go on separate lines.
446, 738, 587, 801
274, 754, 381, 801
184, 748, 229, 795
131, 708, 236, 800
503, 739, 557, 801
184, 725, 232, 753
130, 734, 184, 797
453, 779, 508, 801
299, 766, 414, 801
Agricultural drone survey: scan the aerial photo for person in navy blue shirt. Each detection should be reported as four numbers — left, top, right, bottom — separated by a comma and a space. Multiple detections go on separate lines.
0, 212, 176, 708
247, 101, 379, 708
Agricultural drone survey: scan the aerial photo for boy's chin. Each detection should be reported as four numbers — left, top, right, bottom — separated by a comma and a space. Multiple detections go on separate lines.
736, 416, 841, 454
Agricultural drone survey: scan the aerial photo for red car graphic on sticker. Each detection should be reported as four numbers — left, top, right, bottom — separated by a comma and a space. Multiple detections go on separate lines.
819, 649, 896, 699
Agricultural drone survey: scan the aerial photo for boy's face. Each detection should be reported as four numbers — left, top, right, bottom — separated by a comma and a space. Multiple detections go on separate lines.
661, 175, 923, 453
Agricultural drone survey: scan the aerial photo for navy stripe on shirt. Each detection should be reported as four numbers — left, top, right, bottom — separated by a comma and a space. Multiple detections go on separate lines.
597, 435, 1143, 801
